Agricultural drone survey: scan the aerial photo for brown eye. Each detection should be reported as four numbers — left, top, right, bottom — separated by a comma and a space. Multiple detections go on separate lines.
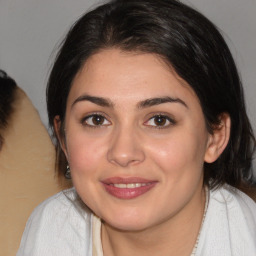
144, 114, 175, 128
154, 115, 167, 126
83, 114, 111, 127
91, 115, 105, 125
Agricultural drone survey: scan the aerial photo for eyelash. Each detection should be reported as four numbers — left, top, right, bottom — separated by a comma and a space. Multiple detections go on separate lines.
144, 114, 176, 129
80, 113, 176, 129
81, 113, 111, 128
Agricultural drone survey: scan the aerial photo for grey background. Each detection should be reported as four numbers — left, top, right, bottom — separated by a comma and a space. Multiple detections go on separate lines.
1, 0, 255, 158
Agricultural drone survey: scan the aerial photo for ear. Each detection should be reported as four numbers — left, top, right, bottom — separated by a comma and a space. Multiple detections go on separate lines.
53, 115, 68, 158
204, 113, 231, 163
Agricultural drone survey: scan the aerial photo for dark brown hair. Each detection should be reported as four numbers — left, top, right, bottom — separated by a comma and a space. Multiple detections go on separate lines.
0, 70, 17, 150
47, 0, 255, 188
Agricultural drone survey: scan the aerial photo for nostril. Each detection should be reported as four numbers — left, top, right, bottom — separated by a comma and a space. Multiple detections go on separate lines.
107, 144, 145, 167
108, 153, 140, 167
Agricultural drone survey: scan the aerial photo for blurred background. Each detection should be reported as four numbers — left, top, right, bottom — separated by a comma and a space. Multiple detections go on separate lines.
1, 0, 255, 136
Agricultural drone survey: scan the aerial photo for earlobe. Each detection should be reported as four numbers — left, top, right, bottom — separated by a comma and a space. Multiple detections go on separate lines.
53, 115, 68, 157
204, 113, 231, 163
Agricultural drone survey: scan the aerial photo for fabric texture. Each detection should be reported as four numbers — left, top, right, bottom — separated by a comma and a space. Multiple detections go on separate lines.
17, 185, 256, 256
17, 188, 92, 256
92, 215, 103, 256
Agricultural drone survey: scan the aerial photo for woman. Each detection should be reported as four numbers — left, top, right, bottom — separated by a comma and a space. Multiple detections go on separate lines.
17, 0, 256, 255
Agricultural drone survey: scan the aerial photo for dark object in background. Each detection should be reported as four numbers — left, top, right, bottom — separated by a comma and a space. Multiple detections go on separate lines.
0, 70, 17, 149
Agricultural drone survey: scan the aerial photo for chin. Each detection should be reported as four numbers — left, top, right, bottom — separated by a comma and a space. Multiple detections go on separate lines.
105, 219, 151, 232
101, 209, 156, 232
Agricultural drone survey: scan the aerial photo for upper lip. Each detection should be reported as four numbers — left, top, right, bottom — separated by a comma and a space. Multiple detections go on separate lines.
101, 177, 157, 184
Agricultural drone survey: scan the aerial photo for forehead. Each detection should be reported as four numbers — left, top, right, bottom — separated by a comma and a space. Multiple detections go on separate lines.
68, 49, 199, 107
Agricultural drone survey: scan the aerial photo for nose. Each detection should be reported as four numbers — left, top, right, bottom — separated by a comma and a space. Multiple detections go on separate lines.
107, 126, 145, 167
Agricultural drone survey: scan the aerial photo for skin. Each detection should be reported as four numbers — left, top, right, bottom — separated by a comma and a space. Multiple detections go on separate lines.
55, 49, 230, 256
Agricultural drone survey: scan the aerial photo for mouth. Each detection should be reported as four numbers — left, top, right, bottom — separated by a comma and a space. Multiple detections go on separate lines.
111, 182, 152, 188
101, 177, 157, 199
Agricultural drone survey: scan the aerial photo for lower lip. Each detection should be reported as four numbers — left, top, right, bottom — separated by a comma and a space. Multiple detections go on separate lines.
102, 182, 157, 199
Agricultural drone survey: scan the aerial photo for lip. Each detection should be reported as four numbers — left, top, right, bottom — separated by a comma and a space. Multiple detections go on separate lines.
101, 177, 157, 200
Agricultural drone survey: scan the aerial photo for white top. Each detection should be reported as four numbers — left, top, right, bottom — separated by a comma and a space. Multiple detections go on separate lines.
17, 185, 256, 256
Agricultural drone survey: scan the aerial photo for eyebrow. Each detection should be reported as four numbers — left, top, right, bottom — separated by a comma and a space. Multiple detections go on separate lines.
137, 97, 188, 109
72, 95, 114, 108
71, 94, 187, 109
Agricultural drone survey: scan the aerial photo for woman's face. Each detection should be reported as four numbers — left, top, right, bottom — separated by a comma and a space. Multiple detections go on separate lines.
60, 49, 214, 231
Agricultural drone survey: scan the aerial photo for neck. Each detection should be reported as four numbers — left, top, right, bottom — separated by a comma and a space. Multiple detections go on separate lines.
101, 186, 206, 256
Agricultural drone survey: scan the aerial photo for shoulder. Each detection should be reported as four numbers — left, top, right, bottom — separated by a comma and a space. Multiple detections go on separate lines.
210, 184, 256, 221
197, 184, 256, 255
24, 187, 92, 228
209, 184, 256, 234
17, 188, 93, 256
28, 187, 91, 219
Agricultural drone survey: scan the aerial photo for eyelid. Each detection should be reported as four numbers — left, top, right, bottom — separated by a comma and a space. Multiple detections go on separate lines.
81, 112, 111, 127
144, 113, 176, 129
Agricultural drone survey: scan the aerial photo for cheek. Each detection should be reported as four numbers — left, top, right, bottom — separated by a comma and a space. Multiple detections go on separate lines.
147, 131, 207, 176
66, 133, 106, 173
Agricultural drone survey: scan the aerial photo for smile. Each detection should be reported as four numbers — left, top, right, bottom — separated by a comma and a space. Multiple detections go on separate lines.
101, 177, 157, 199
111, 183, 152, 188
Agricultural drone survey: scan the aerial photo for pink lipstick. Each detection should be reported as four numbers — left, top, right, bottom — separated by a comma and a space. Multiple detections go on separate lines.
101, 177, 157, 199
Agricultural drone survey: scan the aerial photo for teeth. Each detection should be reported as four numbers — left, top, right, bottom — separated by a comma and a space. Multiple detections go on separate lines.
113, 183, 149, 188
114, 184, 126, 188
